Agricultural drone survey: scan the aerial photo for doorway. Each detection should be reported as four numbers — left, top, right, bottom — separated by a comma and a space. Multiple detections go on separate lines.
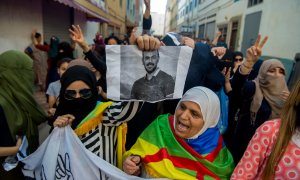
241, 11, 262, 54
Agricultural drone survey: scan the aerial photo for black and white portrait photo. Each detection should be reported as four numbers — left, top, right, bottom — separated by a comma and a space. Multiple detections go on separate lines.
130, 50, 175, 101
106, 45, 193, 102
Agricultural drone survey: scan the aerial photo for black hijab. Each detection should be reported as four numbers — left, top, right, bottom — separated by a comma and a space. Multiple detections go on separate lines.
54, 65, 98, 129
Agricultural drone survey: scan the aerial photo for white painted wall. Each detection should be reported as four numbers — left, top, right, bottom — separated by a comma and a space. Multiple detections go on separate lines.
0, 0, 43, 53
215, 0, 247, 49
151, 12, 165, 36
258, 0, 300, 59
73, 10, 100, 58
207, 0, 300, 59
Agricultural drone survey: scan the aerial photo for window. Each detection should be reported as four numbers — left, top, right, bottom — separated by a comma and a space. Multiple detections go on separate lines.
199, 0, 205, 4
133, 5, 135, 16
119, 0, 122, 7
248, 0, 263, 7
198, 24, 205, 38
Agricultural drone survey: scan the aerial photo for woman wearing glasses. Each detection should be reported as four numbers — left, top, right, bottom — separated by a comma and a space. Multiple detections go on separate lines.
233, 51, 243, 73
51, 27, 161, 179
51, 65, 141, 179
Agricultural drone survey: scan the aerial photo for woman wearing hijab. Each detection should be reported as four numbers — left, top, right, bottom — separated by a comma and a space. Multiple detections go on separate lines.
51, 65, 142, 179
230, 36, 290, 164
123, 86, 234, 179
0, 50, 47, 179
232, 78, 300, 179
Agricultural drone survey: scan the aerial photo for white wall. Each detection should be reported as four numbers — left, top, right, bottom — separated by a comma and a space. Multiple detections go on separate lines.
258, 0, 300, 59
151, 12, 165, 36
0, 0, 43, 53
74, 11, 99, 45
74, 10, 100, 58
215, 0, 300, 59
215, 0, 247, 49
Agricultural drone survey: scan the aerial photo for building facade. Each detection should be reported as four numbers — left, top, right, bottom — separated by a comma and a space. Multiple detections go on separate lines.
126, 0, 143, 35
165, 0, 300, 59
106, 0, 126, 38
0, 0, 147, 54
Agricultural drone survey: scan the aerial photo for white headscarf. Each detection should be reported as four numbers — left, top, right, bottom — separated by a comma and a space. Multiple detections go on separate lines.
174, 86, 220, 139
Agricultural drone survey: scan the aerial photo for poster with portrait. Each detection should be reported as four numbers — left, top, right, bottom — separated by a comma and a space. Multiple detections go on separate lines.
106, 45, 193, 102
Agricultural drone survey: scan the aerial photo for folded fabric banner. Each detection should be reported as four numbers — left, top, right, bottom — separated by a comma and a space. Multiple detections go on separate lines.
21, 126, 166, 180
106, 45, 193, 102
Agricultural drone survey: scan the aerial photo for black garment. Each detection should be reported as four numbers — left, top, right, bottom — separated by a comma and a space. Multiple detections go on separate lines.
0, 106, 25, 179
125, 102, 160, 150
223, 89, 242, 157
288, 58, 300, 90
143, 15, 152, 31
84, 50, 107, 93
224, 60, 263, 159
0, 106, 14, 150
230, 69, 272, 164
184, 42, 224, 93
131, 70, 175, 101
216, 49, 235, 73
163, 42, 224, 114
53, 66, 98, 129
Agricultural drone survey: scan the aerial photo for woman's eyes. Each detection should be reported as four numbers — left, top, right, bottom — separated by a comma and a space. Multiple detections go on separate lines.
180, 104, 186, 110
191, 112, 200, 118
280, 70, 284, 74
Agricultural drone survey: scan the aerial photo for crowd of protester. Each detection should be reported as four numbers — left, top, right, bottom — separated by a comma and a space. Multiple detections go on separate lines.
1, 0, 300, 179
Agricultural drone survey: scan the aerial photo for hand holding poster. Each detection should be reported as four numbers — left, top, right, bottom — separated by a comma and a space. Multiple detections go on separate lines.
106, 45, 193, 102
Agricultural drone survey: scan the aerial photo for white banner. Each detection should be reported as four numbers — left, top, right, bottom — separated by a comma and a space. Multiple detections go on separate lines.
21, 126, 165, 180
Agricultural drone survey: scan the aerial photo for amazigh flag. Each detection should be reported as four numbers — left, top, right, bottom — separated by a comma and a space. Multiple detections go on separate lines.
124, 114, 234, 179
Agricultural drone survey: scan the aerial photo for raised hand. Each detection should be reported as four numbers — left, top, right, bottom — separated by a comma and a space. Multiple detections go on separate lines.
136, 34, 160, 51
69, 25, 84, 44
222, 67, 231, 81
69, 25, 90, 52
245, 35, 268, 64
211, 47, 227, 58
240, 35, 268, 74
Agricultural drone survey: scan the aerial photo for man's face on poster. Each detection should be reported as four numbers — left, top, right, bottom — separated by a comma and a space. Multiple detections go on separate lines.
142, 51, 159, 73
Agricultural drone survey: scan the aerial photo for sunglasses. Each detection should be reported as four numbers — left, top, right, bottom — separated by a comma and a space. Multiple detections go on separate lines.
235, 58, 243, 62
64, 88, 92, 100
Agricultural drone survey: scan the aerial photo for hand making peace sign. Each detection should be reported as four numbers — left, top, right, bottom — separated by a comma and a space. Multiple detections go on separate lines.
245, 35, 268, 65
